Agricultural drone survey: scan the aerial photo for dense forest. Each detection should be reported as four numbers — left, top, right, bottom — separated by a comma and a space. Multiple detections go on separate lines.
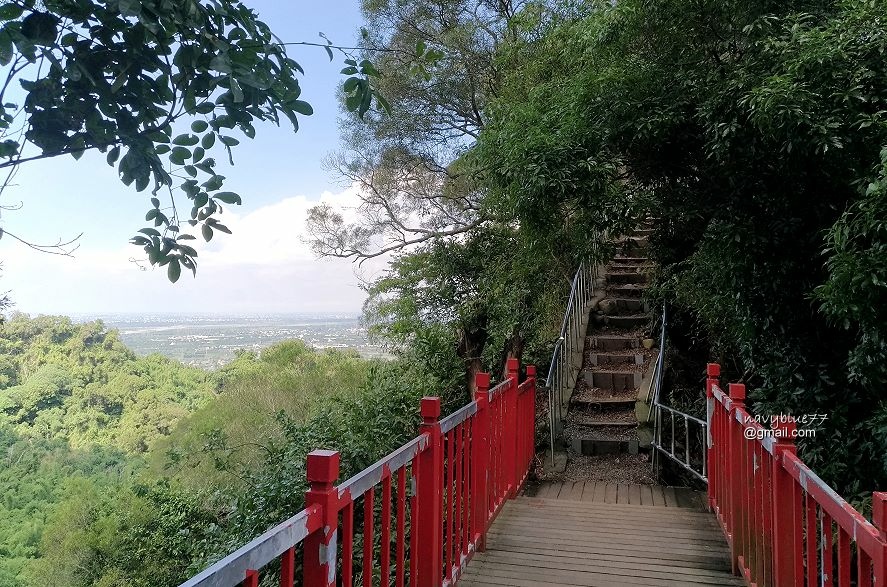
3, 0, 887, 584
0, 314, 464, 586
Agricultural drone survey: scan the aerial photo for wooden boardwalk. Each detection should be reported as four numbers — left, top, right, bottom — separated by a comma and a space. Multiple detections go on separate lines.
460, 482, 743, 587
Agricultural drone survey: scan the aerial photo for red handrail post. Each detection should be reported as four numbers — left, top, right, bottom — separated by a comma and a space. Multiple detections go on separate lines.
416, 396, 443, 587
727, 382, 746, 575
771, 419, 798, 586
873, 492, 887, 583
526, 365, 537, 482
506, 357, 520, 498
472, 372, 491, 552
303, 450, 341, 587
705, 363, 720, 511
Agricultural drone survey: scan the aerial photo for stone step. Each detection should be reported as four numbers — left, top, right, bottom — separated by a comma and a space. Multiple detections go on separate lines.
608, 284, 648, 298
606, 272, 648, 285
605, 314, 649, 329
584, 369, 643, 391
633, 228, 654, 237
573, 395, 637, 406
598, 298, 647, 314
588, 352, 645, 367
571, 438, 640, 456
574, 420, 638, 427
589, 334, 642, 351
608, 263, 653, 272
612, 256, 649, 264
615, 235, 649, 248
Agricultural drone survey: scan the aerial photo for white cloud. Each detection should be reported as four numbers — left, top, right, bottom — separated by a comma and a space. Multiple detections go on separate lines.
0, 185, 385, 315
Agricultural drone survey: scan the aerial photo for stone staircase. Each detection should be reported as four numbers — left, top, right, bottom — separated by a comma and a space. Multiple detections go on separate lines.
565, 222, 657, 459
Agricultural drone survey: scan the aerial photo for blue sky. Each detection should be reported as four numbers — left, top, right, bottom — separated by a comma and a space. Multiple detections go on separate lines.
0, 1, 378, 316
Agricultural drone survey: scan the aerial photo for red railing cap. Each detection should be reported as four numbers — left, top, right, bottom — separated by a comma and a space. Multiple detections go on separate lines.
873, 492, 887, 532
506, 357, 519, 374
420, 396, 441, 421
307, 450, 340, 485
707, 363, 720, 377
526, 365, 537, 377
728, 382, 746, 402
475, 371, 490, 390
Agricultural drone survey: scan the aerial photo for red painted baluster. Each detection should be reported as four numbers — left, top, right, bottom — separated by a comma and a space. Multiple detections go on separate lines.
243, 569, 259, 587
415, 397, 443, 587
871, 492, 887, 587
445, 427, 454, 582
472, 372, 490, 552
343, 502, 354, 587
772, 419, 800, 586
280, 546, 295, 587
806, 495, 817, 587
454, 423, 463, 574
382, 473, 392, 587
396, 468, 406, 587
822, 512, 834, 583
859, 548, 873, 587
526, 365, 536, 484
792, 480, 804, 582
705, 364, 720, 511
461, 420, 473, 556
837, 529, 850, 587
409, 458, 418, 587
506, 358, 519, 498
363, 489, 375, 587
303, 450, 340, 587
728, 383, 746, 575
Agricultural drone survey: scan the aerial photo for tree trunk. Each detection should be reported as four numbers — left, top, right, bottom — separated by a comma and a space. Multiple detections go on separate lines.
457, 319, 488, 400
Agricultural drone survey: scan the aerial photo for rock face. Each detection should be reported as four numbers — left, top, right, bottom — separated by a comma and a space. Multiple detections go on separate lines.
565, 219, 656, 464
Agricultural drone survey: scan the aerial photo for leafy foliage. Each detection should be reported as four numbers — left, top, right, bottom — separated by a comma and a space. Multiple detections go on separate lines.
0, 0, 385, 279
477, 0, 887, 497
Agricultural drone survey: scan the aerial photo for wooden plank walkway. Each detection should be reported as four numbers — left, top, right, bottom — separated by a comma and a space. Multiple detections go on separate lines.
460, 483, 743, 587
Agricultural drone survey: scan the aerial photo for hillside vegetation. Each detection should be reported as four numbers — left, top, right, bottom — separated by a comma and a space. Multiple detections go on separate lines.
0, 315, 461, 586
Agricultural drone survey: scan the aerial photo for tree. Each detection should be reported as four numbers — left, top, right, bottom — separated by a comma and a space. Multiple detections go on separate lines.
0, 0, 384, 280
306, 0, 519, 262
477, 0, 887, 496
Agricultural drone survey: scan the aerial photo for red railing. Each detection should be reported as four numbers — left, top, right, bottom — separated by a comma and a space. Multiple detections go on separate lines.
706, 363, 887, 586
179, 358, 536, 587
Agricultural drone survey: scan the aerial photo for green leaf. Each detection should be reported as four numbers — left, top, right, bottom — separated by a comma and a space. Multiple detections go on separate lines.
202, 224, 213, 242
118, 0, 142, 17
0, 4, 24, 19
21, 12, 59, 46
173, 134, 200, 146
167, 258, 181, 283
201, 133, 216, 149
191, 120, 209, 133
202, 175, 223, 191
219, 136, 239, 147
230, 78, 244, 103
195, 102, 215, 114
170, 147, 190, 165
150, 197, 160, 208
340, 66, 359, 75
214, 192, 241, 205
291, 100, 313, 116
107, 146, 121, 165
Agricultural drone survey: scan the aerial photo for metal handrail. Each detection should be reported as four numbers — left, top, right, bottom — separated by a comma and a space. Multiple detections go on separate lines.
650, 304, 708, 483
544, 240, 602, 466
